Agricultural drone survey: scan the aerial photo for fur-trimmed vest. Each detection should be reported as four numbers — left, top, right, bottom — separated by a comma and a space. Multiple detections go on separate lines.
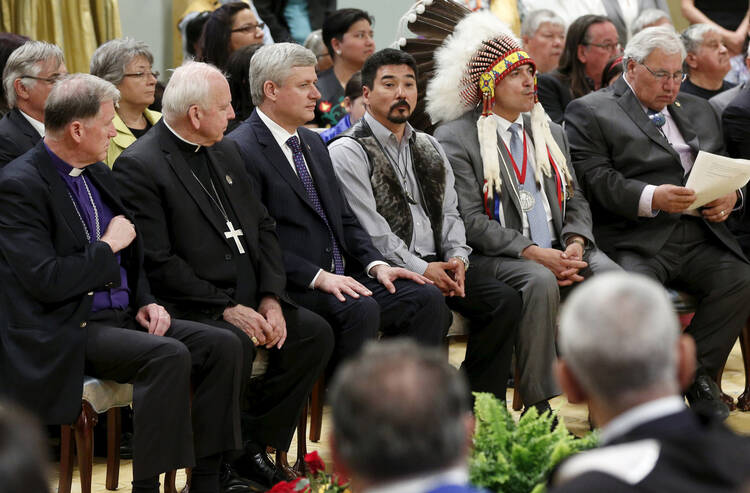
337, 120, 446, 256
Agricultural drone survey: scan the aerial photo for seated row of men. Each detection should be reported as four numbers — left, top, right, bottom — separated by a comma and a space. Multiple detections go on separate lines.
1, 14, 749, 493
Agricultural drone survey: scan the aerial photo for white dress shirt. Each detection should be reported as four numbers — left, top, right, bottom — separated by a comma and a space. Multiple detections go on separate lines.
19, 109, 44, 137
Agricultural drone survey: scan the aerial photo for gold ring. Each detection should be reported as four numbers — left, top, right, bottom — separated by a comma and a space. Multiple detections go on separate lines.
721, 210, 726, 216
251, 336, 259, 345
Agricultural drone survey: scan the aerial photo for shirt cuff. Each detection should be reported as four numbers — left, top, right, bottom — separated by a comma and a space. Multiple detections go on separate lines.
443, 248, 472, 263
309, 269, 323, 289
405, 255, 430, 275
365, 260, 389, 278
734, 189, 744, 211
639, 185, 658, 217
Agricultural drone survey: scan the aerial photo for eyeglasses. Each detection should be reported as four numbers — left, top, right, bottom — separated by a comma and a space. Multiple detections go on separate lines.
232, 22, 265, 34
639, 62, 687, 83
123, 71, 160, 80
21, 73, 65, 84
585, 41, 621, 52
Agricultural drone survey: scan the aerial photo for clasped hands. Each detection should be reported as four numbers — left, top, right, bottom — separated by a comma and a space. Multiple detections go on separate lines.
313, 264, 432, 302
223, 296, 287, 349
652, 184, 736, 222
523, 241, 587, 287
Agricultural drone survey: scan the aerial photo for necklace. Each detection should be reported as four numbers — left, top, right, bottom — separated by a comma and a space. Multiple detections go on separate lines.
365, 120, 418, 205
67, 175, 101, 241
189, 168, 246, 255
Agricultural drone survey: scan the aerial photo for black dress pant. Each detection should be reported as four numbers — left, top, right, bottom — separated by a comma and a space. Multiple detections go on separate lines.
616, 217, 750, 376
85, 309, 242, 481
289, 274, 451, 367
446, 267, 521, 401
194, 302, 333, 451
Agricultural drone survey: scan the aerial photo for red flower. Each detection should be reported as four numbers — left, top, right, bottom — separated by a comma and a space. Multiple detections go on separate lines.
304, 451, 326, 474
319, 101, 332, 112
268, 481, 296, 493
332, 472, 350, 487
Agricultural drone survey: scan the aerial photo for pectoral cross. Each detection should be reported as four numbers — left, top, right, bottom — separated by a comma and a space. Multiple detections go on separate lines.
224, 221, 245, 254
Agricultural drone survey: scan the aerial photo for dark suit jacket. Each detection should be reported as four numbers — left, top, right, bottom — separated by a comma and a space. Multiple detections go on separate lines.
564, 76, 745, 261
112, 120, 286, 316
0, 108, 42, 167
537, 71, 574, 125
253, 0, 335, 42
0, 142, 154, 424
227, 110, 384, 291
722, 86, 750, 253
549, 409, 750, 492
434, 108, 594, 258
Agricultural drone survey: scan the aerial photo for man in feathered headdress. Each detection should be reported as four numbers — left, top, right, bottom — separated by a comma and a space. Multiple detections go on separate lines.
432, 11, 618, 413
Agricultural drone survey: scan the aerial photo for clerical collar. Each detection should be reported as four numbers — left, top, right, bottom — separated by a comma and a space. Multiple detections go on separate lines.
163, 118, 203, 153
44, 143, 85, 177
19, 108, 45, 137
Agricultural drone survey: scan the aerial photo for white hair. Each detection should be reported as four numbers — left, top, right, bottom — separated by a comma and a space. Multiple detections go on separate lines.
162, 61, 224, 123
90, 37, 154, 86
521, 9, 566, 39
624, 25, 685, 65
681, 23, 721, 54
249, 42, 316, 106
631, 9, 671, 36
559, 272, 681, 410
3, 41, 64, 108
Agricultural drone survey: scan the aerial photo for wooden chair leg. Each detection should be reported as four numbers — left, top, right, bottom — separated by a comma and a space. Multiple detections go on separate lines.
163, 471, 177, 493
512, 364, 523, 411
309, 377, 324, 442
58, 424, 75, 493
738, 323, 750, 411
106, 408, 121, 490
293, 399, 309, 476
716, 365, 736, 411
74, 401, 98, 493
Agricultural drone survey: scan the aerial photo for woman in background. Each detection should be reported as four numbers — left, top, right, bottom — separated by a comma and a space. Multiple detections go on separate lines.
200, 1, 265, 71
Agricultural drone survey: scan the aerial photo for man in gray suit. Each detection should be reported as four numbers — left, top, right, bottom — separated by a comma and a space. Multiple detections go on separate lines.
431, 13, 617, 413
565, 26, 750, 420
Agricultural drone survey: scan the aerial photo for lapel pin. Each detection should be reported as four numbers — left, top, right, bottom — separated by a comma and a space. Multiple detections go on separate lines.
225, 174, 233, 185
674, 100, 681, 107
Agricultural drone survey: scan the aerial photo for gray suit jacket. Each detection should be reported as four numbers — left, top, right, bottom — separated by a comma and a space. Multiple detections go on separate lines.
564, 76, 745, 261
434, 109, 594, 258
601, 0, 672, 43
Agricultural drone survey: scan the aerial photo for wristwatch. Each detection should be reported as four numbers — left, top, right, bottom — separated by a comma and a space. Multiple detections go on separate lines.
455, 256, 470, 270
566, 236, 586, 249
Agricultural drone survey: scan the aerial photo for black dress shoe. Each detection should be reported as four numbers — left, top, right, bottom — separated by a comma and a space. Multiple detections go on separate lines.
685, 372, 730, 421
233, 449, 279, 488
219, 463, 266, 493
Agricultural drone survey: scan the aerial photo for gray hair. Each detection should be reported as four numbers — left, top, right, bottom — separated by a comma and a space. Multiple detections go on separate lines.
44, 74, 120, 135
681, 23, 720, 54
631, 9, 671, 36
559, 272, 681, 411
161, 61, 224, 123
329, 339, 471, 482
3, 41, 64, 108
303, 29, 327, 57
521, 9, 566, 39
90, 37, 154, 86
249, 42, 316, 106
623, 25, 685, 65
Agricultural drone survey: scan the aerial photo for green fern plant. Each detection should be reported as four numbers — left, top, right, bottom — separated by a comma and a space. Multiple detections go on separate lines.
469, 392, 598, 493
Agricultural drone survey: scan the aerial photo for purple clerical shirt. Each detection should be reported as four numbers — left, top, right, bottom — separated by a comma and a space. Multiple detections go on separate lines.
46, 144, 130, 311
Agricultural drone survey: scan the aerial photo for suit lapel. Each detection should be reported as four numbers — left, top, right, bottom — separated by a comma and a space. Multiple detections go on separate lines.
158, 125, 227, 239
11, 108, 42, 147
86, 164, 126, 216
299, 131, 339, 226
667, 99, 701, 155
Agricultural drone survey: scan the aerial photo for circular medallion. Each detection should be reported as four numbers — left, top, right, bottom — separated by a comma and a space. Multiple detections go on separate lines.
519, 189, 535, 212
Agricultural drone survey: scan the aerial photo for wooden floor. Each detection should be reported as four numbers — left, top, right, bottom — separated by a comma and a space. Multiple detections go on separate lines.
51, 340, 750, 493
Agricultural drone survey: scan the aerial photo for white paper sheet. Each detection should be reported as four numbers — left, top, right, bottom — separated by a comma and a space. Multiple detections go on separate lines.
684, 151, 750, 210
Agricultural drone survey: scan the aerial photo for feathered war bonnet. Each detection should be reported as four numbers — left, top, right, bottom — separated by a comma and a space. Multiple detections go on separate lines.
424, 10, 572, 201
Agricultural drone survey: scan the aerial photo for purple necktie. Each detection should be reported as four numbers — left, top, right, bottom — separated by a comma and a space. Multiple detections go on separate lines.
286, 135, 344, 275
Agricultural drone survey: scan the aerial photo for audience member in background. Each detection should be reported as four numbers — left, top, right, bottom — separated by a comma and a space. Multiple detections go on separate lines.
521, 10, 566, 74
710, 41, 750, 114
0, 73, 242, 493
727, 37, 750, 86
680, 24, 735, 99
304, 29, 333, 73
113, 61, 333, 491
0, 32, 29, 116
90, 38, 161, 168
185, 10, 212, 60
601, 0, 671, 44
320, 71, 364, 143
200, 2, 265, 71
0, 404, 50, 493
630, 8, 672, 36
537, 15, 620, 123
329, 340, 485, 493
601, 54, 624, 86
518, 0, 606, 28
225, 43, 263, 133
681, 0, 749, 57
0, 41, 66, 167
254, 0, 336, 43
431, 13, 619, 415
565, 26, 750, 421
549, 272, 750, 492
315, 8, 375, 128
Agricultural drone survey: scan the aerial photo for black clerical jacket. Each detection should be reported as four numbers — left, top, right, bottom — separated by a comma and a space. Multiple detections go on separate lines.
112, 120, 287, 317
0, 143, 155, 424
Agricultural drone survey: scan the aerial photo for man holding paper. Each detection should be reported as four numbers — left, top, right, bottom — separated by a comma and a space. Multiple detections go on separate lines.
565, 26, 750, 421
